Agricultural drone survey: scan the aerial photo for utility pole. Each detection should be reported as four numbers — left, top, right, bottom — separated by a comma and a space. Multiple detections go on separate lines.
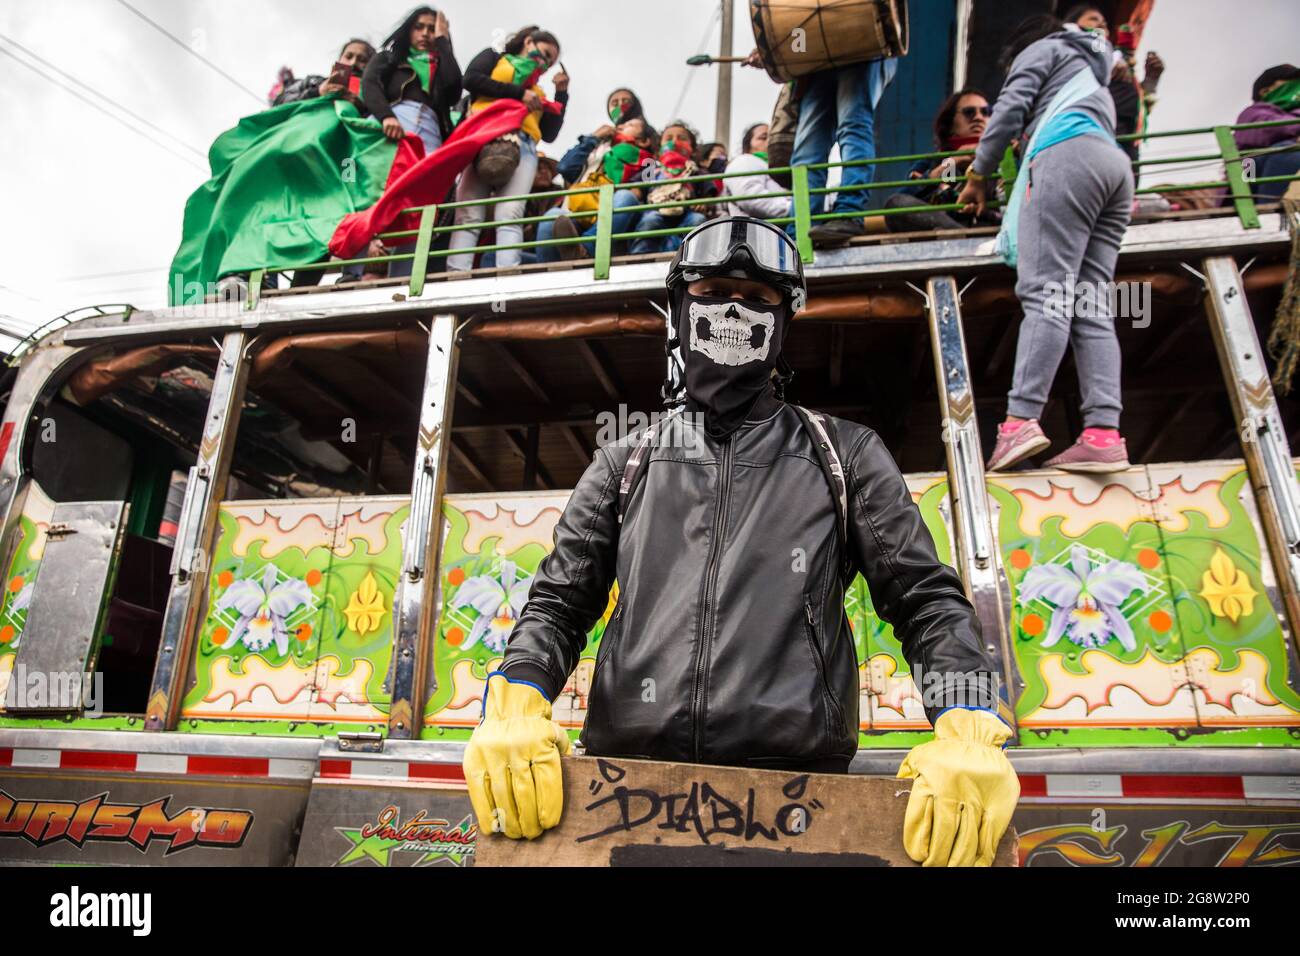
715, 0, 734, 149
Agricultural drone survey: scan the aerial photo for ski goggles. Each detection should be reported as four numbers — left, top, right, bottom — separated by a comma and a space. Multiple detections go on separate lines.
677, 217, 801, 279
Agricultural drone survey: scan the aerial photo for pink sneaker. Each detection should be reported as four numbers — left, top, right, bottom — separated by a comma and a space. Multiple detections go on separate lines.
986, 419, 1050, 471
1044, 428, 1130, 473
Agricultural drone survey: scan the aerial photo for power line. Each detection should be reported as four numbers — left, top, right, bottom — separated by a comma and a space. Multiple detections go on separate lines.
0, 34, 207, 158
113, 0, 266, 107
55, 265, 169, 282
0, 283, 44, 303
671, 5, 722, 123
0, 47, 207, 172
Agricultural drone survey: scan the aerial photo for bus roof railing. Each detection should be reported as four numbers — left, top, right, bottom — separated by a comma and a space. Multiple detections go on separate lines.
217, 117, 1300, 308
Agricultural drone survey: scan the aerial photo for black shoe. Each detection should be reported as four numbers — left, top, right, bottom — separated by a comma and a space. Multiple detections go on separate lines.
552, 215, 584, 261
809, 218, 866, 248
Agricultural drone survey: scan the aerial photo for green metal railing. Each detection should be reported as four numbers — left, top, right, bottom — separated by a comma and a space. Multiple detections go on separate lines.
251, 117, 1300, 306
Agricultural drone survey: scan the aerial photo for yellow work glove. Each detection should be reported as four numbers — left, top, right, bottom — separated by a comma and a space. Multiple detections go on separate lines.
896, 707, 1019, 867
463, 672, 571, 840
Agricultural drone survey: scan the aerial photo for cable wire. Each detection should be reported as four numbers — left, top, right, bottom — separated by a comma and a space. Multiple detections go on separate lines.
0, 47, 207, 171
0, 33, 207, 158
113, 0, 266, 106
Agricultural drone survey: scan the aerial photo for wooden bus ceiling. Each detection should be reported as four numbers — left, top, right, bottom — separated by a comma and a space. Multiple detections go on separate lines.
448, 264, 1297, 494
69, 262, 1297, 498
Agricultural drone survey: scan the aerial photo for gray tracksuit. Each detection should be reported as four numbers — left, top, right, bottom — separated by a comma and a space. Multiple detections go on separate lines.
974, 29, 1132, 429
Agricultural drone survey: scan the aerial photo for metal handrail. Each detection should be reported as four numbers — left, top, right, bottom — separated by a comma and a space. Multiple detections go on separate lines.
250, 117, 1300, 297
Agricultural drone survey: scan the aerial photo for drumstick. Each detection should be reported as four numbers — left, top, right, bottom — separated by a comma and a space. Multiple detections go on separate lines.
686, 54, 751, 65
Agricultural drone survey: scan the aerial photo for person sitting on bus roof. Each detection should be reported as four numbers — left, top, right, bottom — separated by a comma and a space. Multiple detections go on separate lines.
722, 122, 788, 220
694, 140, 729, 212
960, 13, 1133, 474
446, 24, 569, 273
627, 121, 707, 255
463, 215, 1019, 866
884, 88, 1001, 234
555, 88, 647, 186
538, 116, 656, 263
1234, 64, 1300, 202
273, 38, 375, 112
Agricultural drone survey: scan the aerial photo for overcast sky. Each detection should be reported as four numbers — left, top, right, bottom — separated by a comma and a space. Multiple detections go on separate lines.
1, 0, 1296, 332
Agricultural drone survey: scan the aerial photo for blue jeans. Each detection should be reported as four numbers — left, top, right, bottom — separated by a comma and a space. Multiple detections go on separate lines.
387, 103, 445, 278
391, 99, 443, 155
785, 59, 893, 234
536, 189, 643, 262
448, 135, 539, 272
1255, 140, 1300, 200
631, 210, 705, 255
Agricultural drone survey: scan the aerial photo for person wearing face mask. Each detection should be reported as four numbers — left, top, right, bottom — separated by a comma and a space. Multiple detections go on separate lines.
538, 115, 657, 262
1062, 6, 1163, 185
556, 88, 647, 186
446, 24, 568, 272
629, 122, 707, 254
1234, 64, 1300, 201
463, 215, 1020, 866
721, 122, 787, 220
884, 88, 1000, 233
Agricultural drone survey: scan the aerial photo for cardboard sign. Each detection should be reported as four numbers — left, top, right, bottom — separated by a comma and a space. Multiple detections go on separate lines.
477, 755, 1017, 866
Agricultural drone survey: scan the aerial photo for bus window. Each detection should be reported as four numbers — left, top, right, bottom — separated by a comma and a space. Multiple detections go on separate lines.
4, 347, 221, 715
179, 325, 427, 729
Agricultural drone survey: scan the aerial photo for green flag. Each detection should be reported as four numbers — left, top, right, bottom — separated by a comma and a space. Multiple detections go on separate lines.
168, 97, 398, 305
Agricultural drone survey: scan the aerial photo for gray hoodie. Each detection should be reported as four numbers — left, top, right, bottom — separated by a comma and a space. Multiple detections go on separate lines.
973, 28, 1116, 177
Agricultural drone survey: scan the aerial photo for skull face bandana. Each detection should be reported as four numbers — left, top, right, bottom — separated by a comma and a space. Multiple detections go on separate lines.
677, 293, 790, 440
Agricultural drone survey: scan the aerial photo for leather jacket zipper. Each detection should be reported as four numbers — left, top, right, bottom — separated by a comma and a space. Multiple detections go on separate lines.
804, 599, 846, 735
691, 437, 733, 762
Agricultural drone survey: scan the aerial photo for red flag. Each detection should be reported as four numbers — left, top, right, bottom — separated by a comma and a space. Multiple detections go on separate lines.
329, 97, 559, 259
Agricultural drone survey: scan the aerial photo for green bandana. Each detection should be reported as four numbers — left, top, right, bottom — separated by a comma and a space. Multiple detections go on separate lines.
503, 52, 540, 87
407, 49, 433, 93
752, 150, 768, 162
603, 141, 643, 182
1264, 78, 1300, 111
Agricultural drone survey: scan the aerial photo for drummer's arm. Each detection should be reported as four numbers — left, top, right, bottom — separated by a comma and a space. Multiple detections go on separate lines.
971, 48, 1054, 177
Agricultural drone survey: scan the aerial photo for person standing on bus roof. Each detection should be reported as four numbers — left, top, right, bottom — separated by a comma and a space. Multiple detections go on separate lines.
362, 6, 462, 154
961, 13, 1133, 474
446, 25, 569, 272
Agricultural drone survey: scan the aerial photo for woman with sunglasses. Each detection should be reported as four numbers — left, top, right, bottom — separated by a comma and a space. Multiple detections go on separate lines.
884, 88, 998, 233
446, 24, 568, 272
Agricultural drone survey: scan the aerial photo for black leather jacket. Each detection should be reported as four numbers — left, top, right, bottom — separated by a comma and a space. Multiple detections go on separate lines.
360, 39, 462, 135
501, 395, 996, 772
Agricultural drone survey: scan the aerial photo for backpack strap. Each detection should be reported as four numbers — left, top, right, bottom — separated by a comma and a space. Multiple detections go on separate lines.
791, 405, 849, 555
617, 408, 683, 524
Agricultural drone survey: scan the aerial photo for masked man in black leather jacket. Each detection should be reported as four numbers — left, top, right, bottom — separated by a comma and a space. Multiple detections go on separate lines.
464, 216, 1020, 865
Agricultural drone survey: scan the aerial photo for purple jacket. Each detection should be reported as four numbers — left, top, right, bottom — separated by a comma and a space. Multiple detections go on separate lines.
1234, 101, 1300, 149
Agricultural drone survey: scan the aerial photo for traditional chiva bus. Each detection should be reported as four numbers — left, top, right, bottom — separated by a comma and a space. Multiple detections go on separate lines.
2, 0, 1299, 868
